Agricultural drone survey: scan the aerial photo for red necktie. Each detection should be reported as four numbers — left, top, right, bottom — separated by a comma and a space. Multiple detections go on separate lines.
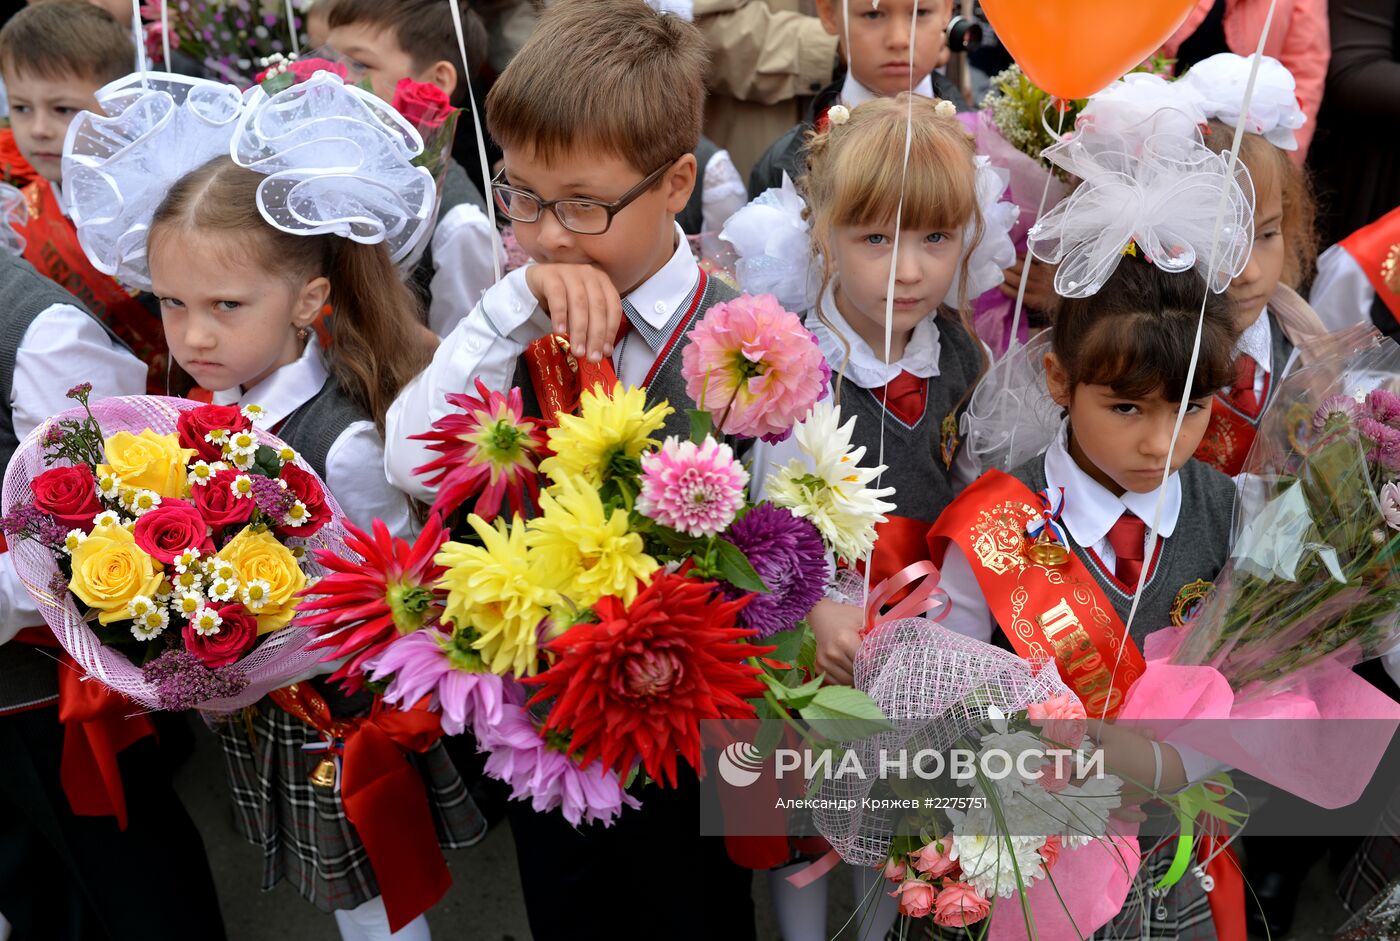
875, 371, 928, 426
1229, 353, 1262, 418
1105, 512, 1147, 586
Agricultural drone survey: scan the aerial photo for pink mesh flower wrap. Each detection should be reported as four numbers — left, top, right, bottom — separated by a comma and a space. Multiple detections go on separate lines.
1, 395, 355, 714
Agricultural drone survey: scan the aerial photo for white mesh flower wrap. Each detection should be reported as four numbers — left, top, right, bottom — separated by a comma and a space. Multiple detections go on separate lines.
62, 73, 245, 291
813, 607, 1077, 866
1027, 119, 1255, 299
951, 156, 1019, 302
719, 173, 819, 312
0, 182, 28, 257
961, 330, 1061, 474
1176, 52, 1307, 151
233, 72, 435, 264
0, 396, 356, 715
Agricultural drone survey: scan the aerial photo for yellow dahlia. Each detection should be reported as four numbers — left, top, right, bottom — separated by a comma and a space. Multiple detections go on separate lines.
539, 385, 672, 487
526, 472, 658, 607
435, 514, 559, 677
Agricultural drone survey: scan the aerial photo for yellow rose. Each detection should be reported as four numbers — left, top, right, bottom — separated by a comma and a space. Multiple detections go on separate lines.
69, 522, 164, 625
98, 430, 196, 498
216, 527, 307, 634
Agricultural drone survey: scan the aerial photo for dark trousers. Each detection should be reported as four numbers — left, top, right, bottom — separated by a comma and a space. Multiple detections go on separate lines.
506, 768, 755, 940
0, 706, 226, 941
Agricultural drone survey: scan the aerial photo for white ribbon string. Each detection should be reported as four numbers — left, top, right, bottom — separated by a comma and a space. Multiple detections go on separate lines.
1109, 0, 1280, 714
286, 0, 301, 56
448, 0, 503, 284
160, 0, 172, 72
1005, 104, 1066, 352
130, 0, 149, 86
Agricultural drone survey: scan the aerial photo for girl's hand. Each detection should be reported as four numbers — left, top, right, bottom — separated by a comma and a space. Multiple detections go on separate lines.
809, 598, 864, 686
1093, 721, 1187, 807
524, 263, 624, 363
999, 252, 1060, 315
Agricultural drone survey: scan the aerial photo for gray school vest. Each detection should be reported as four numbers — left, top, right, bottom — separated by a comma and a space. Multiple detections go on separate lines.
275, 375, 373, 483
0, 253, 126, 713
830, 313, 982, 524
409, 157, 490, 313
676, 136, 720, 237
1008, 456, 1237, 650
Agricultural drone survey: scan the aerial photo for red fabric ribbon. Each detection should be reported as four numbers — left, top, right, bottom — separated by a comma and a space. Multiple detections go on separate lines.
271, 686, 451, 933
55, 651, 155, 830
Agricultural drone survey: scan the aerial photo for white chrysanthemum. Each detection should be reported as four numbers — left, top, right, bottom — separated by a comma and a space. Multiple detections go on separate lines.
241, 578, 272, 611
949, 826, 1048, 900
767, 400, 896, 564
127, 594, 157, 619
1054, 771, 1123, 840
131, 608, 170, 640
62, 529, 86, 555
189, 606, 223, 636
229, 475, 255, 499
173, 590, 205, 617
208, 578, 238, 602
97, 472, 122, 501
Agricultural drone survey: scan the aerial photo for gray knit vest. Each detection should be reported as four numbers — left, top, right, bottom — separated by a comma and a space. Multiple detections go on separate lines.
275, 375, 373, 483
0, 253, 125, 713
409, 157, 489, 312
830, 314, 982, 524
1008, 456, 1236, 650
512, 272, 739, 446
676, 136, 720, 236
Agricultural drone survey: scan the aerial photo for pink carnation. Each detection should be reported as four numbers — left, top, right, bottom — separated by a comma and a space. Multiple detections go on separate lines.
680, 293, 830, 443
636, 437, 749, 537
932, 880, 991, 928
1026, 691, 1088, 747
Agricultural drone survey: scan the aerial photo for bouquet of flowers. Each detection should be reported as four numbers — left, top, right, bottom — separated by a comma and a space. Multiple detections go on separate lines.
813, 610, 1131, 931
300, 293, 895, 825
0, 388, 351, 713
143, 0, 311, 85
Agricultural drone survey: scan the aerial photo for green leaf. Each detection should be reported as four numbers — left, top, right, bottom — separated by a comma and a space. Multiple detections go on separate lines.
715, 538, 769, 594
752, 718, 784, 759
687, 408, 714, 445
766, 627, 805, 665
252, 445, 283, 478
797, 626, 817, 674
764, 672, 824, 710
799, 686, 893, 741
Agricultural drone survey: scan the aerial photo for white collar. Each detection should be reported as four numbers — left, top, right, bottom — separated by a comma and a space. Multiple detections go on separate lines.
1042, 420, 1182, 548
212, 334, 329, 429
808, 281, 942, 387
1233, 306, 1273, 373
840, 72, 934, 108
623, 223, 700, 334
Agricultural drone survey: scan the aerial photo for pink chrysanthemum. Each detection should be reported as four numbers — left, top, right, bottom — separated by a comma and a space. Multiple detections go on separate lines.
410, 379, 548, 521
680, 293, 831, 443
1368, 389, 1400, 427
365, 627, 507, 740
636, 437, 749, 537
480, 701, 640, 827
1314, 394, 1361, 432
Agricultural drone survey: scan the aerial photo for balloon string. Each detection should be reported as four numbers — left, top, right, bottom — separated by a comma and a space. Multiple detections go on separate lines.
131, 0, 149, 86
447, 0, 503, 284
286, 0, 301, 56
1006, 102, 1066, 353
160, 0, 172, 72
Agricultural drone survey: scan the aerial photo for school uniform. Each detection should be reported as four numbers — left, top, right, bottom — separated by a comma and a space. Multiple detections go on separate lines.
407, 157, 500, 338
676, 136, 747, 236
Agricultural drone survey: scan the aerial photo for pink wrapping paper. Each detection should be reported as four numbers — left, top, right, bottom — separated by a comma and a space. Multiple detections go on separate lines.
989, 826, 1142, 941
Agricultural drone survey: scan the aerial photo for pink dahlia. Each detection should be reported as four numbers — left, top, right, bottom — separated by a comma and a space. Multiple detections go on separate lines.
410, 379, 548, 521
365, 627, 507, 740
480, 701, 640, 827
680, 293, 831, 443
636, 437, 749, 537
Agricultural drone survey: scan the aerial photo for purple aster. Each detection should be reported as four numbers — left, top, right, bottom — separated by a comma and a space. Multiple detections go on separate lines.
142, 648, 248, 710
365, 628, 509, 740
719, 503, 827, 637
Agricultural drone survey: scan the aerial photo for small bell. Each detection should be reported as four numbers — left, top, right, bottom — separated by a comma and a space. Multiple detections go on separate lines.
309, 755, 337, 789
1025, 530, 1070, 567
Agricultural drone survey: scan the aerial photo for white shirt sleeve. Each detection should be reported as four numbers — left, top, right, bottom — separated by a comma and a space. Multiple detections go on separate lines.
426, 202, 503, 338
384, 267, 550, 502
1309, 245, 1376, 334
325, 421, 416, 541
932, 541, 995, 644
701, 149, 748, 235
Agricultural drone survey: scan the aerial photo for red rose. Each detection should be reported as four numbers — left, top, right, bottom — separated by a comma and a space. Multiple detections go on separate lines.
183, 603, 258, 668
391, 77, 452, 131
289, 58, 348, 83
191, 469, 256, 532
133, 499, 214, 564
275, 463, 331, 538
31, 465, 103, 530
178, 405, 251, 462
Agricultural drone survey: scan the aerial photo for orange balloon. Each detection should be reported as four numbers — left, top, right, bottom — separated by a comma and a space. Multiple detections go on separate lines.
980, 0, 1197, 99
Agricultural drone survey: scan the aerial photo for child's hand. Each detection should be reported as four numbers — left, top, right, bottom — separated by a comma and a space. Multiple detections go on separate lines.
999, 252, 1060, 315
809, 598, 865, 687
1093, 721, 1187, 807
524, 263, 624, 363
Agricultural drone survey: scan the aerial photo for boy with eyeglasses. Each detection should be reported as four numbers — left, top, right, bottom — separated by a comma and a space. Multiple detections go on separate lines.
385, 0, 743, 505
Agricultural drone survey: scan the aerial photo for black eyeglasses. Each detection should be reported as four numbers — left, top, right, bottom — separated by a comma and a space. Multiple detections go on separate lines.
491, 158, 678, 235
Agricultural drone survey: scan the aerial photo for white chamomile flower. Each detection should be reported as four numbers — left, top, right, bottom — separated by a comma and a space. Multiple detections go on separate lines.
127, 595, 157, 619
173, 568, 203, 592
128, 490, 161, 516
172, 547, 202, 573
189, 606, 223, 636
174, 590, 205, 617
154, 578, 174, 603
282, 502, 309, 528
289, 545, 307, 561
208, 578, 238, 603
228, 450, 256, 471
227, 430, 258, 457
189, 461, 219, 486
131, 608, 169, 640
93, 510, 121, 529
242, 404, 266, 421
230, 475, 255, 499
241, 578, 272, 611
61, 529, 86, 555
205, 428, 230, 448
277, 446, 297, 464
97, 472, 122, 501
210, 560, 237, 583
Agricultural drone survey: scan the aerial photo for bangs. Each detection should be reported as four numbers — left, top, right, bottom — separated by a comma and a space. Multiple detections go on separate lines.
1072, 310, 1235, 402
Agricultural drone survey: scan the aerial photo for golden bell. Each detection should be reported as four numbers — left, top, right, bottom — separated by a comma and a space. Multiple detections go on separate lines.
1025, 530, 1070, 567
309, 755, 338, 789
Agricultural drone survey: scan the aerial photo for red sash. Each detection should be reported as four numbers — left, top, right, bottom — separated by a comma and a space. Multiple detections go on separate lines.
926, 470, 1146, 720
19, 180, 169, 394
0, 129, 37, 188
1195, 394, 1262, 477
1340, 204, 1400, 320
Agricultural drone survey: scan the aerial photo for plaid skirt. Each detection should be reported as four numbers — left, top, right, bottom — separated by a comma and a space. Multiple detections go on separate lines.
217, 697, 487, 913
1339, 789, 1400, 915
